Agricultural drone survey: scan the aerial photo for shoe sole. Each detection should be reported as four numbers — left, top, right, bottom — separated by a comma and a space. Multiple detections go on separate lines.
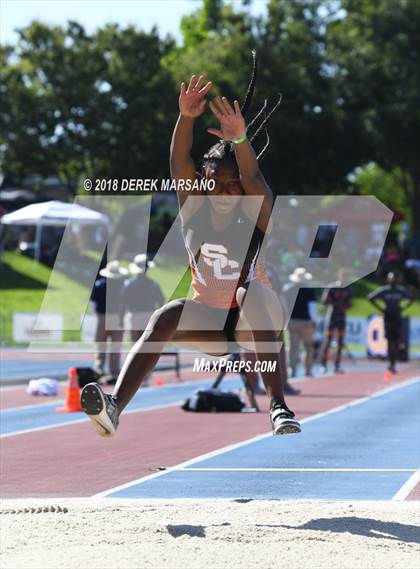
80, 383, 116, 438
273, 420, 301, 435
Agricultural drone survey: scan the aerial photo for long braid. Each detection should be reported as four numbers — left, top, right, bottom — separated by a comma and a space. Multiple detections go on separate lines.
202, 51, 282, 171
249, 94, 283, 143
245, 99, 268, 137
240, 49, 257, 119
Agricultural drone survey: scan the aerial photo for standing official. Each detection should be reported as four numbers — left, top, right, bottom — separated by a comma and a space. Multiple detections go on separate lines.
283, 268, 317, 377
368, 272, 412, 373
320, 271, 352, 374
91, 260, 128, 382
120, 254, 164, 342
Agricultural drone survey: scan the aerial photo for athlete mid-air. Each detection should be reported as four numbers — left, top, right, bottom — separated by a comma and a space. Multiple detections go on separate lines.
81, 52, 301, 438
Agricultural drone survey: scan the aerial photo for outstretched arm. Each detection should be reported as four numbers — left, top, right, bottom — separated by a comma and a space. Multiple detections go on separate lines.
170, 75, 212, 219
401, 291, 413, 312
368, 290, 384, 313
208, 96, 273, 232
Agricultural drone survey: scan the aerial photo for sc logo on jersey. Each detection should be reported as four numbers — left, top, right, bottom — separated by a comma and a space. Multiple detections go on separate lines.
201, 243, 240, 280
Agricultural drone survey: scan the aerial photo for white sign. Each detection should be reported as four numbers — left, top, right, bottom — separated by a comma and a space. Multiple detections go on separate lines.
81, 314, 97, 342
345, 317, 366, 345
80, 313, 132, 342
409, 317, 420, 354
13, 312, 63, 342
314, 317, 366, 346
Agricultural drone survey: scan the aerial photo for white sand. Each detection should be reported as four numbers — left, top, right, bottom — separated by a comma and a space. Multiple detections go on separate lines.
1, 499, 419, 569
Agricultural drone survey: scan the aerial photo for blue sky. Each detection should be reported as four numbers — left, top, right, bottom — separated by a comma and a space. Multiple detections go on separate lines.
1, 0, 268, 45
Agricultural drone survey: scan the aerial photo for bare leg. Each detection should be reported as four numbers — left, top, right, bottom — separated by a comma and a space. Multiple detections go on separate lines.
241, 351, 261, 392
235, 283, 287, 406
334, 332, 345, 370
302, 321, 315, 375
94, 315, 107, 375
288, 320, 301, 376
112, 299, 228, 413
388, 337, 398, 370
321, 331, 333, 367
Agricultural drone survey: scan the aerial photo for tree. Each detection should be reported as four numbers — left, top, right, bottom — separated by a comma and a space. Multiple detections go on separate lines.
327, 0, 420, 235
353, 162, 413, 225
0, 22, 177, 192
164, 0, 367, 196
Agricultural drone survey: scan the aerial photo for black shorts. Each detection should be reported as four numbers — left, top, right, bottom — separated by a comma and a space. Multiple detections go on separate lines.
384, 318, 402, 341
326, 317, 346, 333
206, 306, 241, 356
223, 307, 240, 343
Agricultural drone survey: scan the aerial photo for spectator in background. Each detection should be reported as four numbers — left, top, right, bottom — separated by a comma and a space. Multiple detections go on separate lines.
120, 254, 164, 342
91, 260, 128, 383
283, 268, 317, 377
368, 272, 413, 374
264, 262, 301, 395
320, 270, 352, 374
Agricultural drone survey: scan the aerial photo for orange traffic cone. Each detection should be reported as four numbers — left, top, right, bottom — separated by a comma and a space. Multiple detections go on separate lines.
56, 368, 82, 413
153, 376, 164, 387
384, 369, 392, 382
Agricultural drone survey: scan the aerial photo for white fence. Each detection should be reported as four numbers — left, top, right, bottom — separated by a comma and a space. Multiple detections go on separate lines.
7, 312, 420, 356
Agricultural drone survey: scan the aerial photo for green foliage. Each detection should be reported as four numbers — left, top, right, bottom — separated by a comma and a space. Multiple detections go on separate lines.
353, 163, 414, 225
0, 0, 418, 233
0, 21, 178, 190
326, 0, 420, 233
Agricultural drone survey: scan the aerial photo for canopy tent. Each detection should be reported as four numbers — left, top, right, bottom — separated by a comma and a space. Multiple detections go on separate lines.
1, 200, 109, 261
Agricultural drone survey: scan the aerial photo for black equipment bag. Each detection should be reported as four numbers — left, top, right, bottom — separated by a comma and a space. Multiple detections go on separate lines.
73, 367, 100, 388
182, 388, 245, 413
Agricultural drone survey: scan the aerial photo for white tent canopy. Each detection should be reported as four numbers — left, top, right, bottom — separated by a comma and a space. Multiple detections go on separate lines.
1, 200, 109, 261
1, 200, 108, 226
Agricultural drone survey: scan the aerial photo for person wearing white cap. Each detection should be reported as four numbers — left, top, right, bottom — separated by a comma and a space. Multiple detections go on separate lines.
283, 268, 317, 377
120, 254, 164, 342
91, 260, 128, 381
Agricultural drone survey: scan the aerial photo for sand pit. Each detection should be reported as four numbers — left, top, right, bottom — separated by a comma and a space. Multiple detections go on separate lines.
1, 499, 419, 569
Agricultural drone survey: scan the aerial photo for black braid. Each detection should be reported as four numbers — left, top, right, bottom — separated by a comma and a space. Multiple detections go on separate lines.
245, 99, 268, 136
240, 49, 257, 118
249, 93, 283, 143
202, 52, 282, 172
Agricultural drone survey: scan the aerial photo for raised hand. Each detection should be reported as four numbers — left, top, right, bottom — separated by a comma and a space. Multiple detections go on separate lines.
179, 75, 213, 118
208, 96, 246, 141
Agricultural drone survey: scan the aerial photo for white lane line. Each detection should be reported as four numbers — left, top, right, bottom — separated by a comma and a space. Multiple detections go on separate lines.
0, 401, 183, 438
181, 468, 417, 473
0, 376, 229, 437
92, 376, 420, 498
392, 469, 420, 501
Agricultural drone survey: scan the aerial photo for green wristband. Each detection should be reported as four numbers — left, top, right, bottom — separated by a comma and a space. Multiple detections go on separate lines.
232, 134, 247, 145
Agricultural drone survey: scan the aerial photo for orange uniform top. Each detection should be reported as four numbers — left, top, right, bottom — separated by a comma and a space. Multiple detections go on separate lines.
182, 205, 271, 309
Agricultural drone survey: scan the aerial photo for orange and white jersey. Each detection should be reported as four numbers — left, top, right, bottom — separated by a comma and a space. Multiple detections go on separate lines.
182, 205, 271, 309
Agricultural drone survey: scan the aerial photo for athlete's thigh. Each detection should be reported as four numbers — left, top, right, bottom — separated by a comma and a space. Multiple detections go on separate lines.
171, 299, 229, 355
234, 283, 285, 351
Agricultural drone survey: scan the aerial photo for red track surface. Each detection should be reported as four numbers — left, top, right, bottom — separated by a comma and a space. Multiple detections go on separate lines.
1, 365, 417, 499
0, 366, 205, 410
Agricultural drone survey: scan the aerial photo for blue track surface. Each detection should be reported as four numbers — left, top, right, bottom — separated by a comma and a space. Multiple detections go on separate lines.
105, 379, 420, 501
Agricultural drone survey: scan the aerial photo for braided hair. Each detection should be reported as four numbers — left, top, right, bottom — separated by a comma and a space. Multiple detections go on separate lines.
202, 50, 282, 176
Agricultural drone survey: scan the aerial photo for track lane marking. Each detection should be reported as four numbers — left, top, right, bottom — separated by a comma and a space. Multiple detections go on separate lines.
0, 376, 238, 437
180, 468, 417, 473
93, 375, 419, 498
0, 401, 183, 438
392, 470, 420, 501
